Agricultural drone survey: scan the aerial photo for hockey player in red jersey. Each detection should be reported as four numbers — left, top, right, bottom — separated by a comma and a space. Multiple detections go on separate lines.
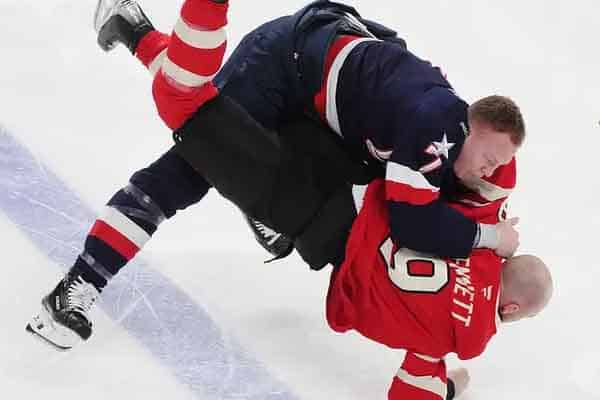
326, 160, 553, 399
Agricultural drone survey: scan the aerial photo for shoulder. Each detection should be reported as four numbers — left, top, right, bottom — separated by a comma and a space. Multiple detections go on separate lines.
410, 90, 469, 160
414, 89, 468, 127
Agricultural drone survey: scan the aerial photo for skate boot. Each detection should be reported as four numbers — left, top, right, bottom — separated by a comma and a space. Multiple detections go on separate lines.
244, 214, 294, 262
93, 0, 154, 53
26, 270, 100, 351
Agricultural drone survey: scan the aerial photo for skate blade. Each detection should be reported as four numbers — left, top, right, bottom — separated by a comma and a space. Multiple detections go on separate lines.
93, 0, 119, 33
25, 323, 72, 352
25, 304, 82, 351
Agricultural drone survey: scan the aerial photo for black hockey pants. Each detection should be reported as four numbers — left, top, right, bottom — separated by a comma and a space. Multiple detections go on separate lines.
173, 95, 377, 269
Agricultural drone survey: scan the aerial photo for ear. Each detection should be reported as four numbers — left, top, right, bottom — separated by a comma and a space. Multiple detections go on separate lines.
499, 303, 520, 316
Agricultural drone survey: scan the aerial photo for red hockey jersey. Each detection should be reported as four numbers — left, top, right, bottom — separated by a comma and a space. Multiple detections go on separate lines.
326, 159, 516, 399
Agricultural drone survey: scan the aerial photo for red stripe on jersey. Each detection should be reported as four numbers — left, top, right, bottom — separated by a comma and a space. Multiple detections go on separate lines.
485, 157, 516, 189
403, 352, 444, 375
313, 35, 363, 121
386, 180, 440, 205
89, 220, 140, 260
136, 30, 170, 68
180, 0, 228, 31
152, 72, 218, 130
167, 34, 227, 77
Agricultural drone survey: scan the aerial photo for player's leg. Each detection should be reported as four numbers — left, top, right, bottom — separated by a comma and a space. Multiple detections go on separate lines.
174, 105, 358, 270
93, 0, 294, 259
26, 149, 211, 350
95, 0, 228, 130
93, 0, 355, 269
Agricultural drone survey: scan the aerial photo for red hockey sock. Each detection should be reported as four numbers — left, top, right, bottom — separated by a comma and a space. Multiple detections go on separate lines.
149, 0, 229, 130
135, 30, 170, 70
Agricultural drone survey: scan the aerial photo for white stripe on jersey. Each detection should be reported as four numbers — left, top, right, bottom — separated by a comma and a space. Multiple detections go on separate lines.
386, 162, 440, 192
456, 198, 492, 207
98, 206, 151, 249
325, 38, 379, 136
413, 353, 441, 363
161, 56, 216, 88
173, 19, 227, 49
463, 177, 513, 202
395, 367, 447, 398
149, 49, 168, 77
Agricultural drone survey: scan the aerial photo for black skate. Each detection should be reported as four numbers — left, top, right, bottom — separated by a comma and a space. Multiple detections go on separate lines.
93, 0, 154, 53
244, 215, 294, 262
26, 271, 100, 351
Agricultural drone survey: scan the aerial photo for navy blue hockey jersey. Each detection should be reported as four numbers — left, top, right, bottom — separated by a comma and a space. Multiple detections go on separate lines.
314, 34, 477, 258
216, 1, 479, 259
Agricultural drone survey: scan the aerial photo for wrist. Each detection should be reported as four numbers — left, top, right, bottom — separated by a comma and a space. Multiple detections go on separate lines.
474, 223, 499, 249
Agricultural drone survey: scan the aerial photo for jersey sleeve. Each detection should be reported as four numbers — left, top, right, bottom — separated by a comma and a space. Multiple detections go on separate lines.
385, 95, 477, 258
388, 352, 450, 400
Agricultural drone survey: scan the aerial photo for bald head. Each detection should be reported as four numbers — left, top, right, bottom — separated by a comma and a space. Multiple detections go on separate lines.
499, 255, 553, 323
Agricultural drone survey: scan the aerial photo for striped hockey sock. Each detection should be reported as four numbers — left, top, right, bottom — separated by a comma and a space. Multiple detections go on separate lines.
71, 183, 166, 291
135, 0, 229, 130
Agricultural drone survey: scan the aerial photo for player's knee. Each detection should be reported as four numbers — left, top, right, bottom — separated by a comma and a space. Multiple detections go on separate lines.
107, 183, 168, 234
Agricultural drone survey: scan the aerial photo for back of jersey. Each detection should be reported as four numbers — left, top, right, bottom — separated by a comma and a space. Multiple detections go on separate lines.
326, 159, 516, 360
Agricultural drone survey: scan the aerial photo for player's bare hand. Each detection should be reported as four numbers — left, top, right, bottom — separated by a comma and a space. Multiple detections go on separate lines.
448, 368, 470, 398
495, 217, 519, 257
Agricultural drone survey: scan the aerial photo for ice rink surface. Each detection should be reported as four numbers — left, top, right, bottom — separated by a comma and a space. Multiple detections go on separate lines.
1, 1, 599, 399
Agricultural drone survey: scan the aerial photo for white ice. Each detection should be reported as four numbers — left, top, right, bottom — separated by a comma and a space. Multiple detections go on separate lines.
1, 0, 599, 399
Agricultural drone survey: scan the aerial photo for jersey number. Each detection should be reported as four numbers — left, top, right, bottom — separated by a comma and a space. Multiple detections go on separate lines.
380, 237, 449, 293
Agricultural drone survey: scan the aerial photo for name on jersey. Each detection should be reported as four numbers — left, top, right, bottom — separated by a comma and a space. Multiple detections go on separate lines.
450, 258, 474, 327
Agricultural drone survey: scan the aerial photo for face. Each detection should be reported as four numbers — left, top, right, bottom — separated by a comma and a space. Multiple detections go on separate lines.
454, 120, 519, 181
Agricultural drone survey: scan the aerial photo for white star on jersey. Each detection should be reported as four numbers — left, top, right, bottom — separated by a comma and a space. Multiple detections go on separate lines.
431, 133, 455, 159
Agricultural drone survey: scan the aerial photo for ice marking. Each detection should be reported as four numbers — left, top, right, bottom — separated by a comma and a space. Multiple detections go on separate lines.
0, 126, 297, 400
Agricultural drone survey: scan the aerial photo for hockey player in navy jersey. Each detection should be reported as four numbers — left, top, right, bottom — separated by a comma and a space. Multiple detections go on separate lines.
27, 0, 367, 351
28, 0, 527, 354
118, 0, 525, 267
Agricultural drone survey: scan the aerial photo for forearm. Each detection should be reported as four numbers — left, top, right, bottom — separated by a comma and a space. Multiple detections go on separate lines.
388, 200, 477, 259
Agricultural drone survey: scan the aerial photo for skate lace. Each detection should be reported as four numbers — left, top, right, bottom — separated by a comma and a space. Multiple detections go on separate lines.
252, 219, 279, 240
66, 276, 100, 316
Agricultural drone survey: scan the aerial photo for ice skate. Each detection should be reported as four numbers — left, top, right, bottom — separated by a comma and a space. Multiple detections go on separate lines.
244, 214, 294, 261
26, 270, 100, 351
94, 0, 154, 53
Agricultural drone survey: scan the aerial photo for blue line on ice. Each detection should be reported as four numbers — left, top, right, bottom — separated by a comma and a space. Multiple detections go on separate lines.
0, 126, 297, 400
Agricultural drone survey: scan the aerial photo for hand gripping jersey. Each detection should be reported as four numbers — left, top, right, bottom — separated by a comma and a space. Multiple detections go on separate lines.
326, 158, 516, 399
